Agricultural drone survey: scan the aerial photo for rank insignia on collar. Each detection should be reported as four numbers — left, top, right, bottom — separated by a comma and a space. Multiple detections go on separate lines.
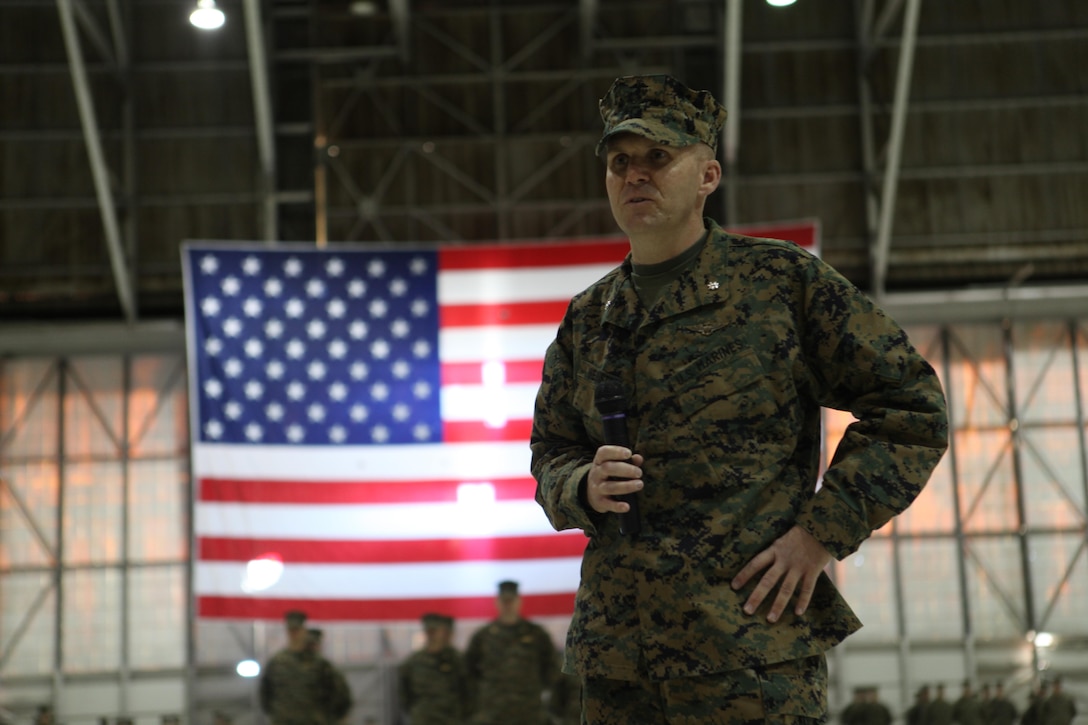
707, 281, 720, 290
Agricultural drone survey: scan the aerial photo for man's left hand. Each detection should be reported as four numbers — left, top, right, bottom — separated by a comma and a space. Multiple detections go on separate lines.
730, 525, 832, 623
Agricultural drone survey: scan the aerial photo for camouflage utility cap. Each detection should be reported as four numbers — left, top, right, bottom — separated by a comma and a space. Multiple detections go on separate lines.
596, 74, 727, 157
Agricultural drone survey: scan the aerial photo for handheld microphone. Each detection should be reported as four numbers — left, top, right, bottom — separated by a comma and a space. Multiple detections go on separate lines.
594, 380, 641, 537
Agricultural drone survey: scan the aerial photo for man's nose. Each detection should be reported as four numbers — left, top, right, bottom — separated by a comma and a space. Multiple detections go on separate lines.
624, 158, 650, 183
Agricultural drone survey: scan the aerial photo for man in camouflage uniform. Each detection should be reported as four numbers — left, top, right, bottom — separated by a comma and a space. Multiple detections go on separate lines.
953, 680, 983, 725
530, 74, 949, 724
465, 581, 557, 724
306, 628, 354, 723
259, 610, 339, 725
1043, 676, 1077, 725
928, 683, 954, 725
398, 613, 470, 725
988, 681, 1019, 725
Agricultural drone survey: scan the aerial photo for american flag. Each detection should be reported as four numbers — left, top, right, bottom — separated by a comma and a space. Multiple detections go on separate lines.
182, 222, 817, 623
182, 239, 628, 622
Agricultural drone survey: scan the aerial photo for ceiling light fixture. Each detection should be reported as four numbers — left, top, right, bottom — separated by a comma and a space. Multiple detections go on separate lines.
766, 0, 797, 6
190, 0, 226, 30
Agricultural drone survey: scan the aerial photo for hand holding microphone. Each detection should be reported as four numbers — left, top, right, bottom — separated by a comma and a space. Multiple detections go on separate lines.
593, 380, 642, 537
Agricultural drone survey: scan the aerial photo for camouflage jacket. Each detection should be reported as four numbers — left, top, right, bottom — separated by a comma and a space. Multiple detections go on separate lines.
397, 645, 470, 724
259, 648, 344, 725
464, 618, 556, 722
531, 220, 948, 681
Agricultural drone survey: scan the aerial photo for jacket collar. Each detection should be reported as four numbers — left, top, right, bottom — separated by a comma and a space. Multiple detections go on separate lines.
601, 218, 733, 330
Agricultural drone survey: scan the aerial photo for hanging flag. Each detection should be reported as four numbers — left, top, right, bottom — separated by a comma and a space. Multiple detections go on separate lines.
182, 221, 817, 623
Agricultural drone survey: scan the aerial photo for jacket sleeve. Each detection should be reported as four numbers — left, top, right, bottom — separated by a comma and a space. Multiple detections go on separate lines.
530, 310, 604, 536
794, 258, 949, 560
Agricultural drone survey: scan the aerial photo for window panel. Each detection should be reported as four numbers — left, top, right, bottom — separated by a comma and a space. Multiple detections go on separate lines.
62, 567, 121, 672
1012, 322, 1076, 425
899, 538, 963, 639
833, 539, 897, 642
1020, 427, 1086, 529
0, 461, 58, 568
129, 355, 188, 458
63, 461, 122, 565
0, 571, 55, 676
63, 357, 123, 458
0, 359, 59, 459
128, 566, 185, 669
947, 324, 1008, 430
1028, 533, 1088, 637
129, 459, 187, 562
963, 537, 1025, 640
953, 429, 1019, 533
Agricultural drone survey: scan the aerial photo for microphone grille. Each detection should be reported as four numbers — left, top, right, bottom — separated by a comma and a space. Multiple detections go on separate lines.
594, 379, 627, 415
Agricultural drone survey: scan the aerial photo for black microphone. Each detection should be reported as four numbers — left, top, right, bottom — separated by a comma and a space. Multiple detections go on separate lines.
594, 380, 641, 537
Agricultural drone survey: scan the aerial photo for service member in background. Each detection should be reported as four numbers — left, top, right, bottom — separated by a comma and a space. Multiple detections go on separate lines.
1043, 676, 1077, 725
953, 680, 983, 725
306, 628, 354, 724
465, 581, 557, 724
398, 613, 470, 725
928, 683, 953, 725
531, 74, 949, 724
259, 610, 340, 725
988, 681, 1018, 725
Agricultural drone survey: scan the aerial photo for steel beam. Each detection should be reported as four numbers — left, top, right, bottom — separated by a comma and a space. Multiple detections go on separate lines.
56, 0, 136, 322
579, 0, 597, 59
243, 0, 278, 243
389, 0, 410, 63
722, 0, 742, 225
871, 0, 920, 299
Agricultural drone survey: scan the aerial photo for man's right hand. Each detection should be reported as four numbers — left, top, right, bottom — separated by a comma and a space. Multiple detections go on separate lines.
585, 445, 643, 514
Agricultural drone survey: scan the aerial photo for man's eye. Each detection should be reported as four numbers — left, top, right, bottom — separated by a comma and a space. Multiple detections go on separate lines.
649, 149, 668, 162
610, 156, 628, 170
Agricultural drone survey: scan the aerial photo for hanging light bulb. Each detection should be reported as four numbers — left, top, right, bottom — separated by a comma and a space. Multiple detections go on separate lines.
190, 0, 226, 30
766, 0, 797, 6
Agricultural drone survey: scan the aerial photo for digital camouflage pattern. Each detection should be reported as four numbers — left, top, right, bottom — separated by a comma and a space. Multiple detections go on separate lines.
583, 654, 826, 723
397, 644, 471, 725
596, 74, 727, 157
530, 219, 949, 683
259, 648, 346, 725
464, 618, 557, 724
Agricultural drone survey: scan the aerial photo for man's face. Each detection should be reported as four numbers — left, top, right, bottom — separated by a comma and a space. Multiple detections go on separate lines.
497, 592, 521, 619
604, 134, 719, 238
425, 624, 451, 648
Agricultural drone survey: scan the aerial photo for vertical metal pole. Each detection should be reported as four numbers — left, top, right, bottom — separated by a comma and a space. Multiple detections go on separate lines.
853, 0, 880, 249
54, 360, 68, 707
891, 520, 911, 714
1002, 320, 1038, 661
871, 0, 921, 300
1067, 320, 1088, 588
56, 0, 137, 322
120, 356, 132, 715
941, 326, 977, 679
721, 0, 742, 225
490, 2, 510, 240
311, 6, 328, 247
244, 0, 279, 243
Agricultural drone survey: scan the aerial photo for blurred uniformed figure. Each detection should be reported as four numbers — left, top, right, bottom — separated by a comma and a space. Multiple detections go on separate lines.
548, 669, 583, 725
1043, 676, 1077, 725
306, 628, 354, 723
905, 685, 930, 725
928, 683, 954, 725
1023, 681, 1050, 725
988, 681, 1018, 725
398, 613, 470, 724
953, 680, 983, 725
259, 610, 341, 725
465, 581, 557, 724
839, 687, 866, 725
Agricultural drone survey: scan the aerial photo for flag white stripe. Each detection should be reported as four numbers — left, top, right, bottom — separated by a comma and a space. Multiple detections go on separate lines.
195, 557, 582, 598
192, 441, 532, 481
438, 264, 616, 305
195, 499, 554, 540
438, 324, 557, 364
440, 382, 539, 422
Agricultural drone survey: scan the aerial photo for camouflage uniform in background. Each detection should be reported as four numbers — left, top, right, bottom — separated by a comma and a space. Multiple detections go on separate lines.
928, 685, 954, 725
259, 647, 337, 725
549, 670, 583, 725
953, 685, 983, 725
465, 616, 556, 724
531, 75, 948, 723
398, 639, 470, 724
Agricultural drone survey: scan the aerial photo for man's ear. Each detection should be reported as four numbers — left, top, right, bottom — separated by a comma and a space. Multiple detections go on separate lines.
699, 159, 722, 197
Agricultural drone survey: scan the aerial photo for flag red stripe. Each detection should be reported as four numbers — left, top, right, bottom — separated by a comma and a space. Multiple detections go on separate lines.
441, 418, 532, 443
441, 359, 542, 386
439, 240, 627, 270
440, 300, 570, 328
198, 593, 578, 621
198, 534, 586, 563
198, 476, 538, 504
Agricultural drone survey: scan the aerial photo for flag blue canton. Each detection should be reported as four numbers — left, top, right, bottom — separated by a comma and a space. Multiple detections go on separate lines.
185, 247, 442, 446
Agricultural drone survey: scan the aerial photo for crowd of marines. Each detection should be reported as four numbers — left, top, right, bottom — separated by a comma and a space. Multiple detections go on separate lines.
259, 581, 576, 725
